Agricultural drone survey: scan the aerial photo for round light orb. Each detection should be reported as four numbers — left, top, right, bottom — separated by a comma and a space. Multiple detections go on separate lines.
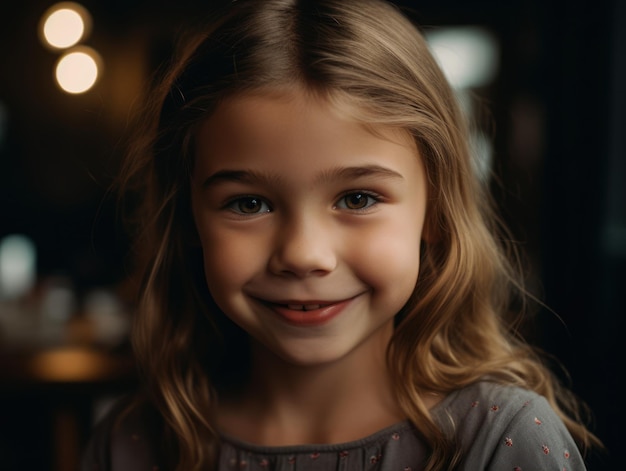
55, 46, 102, 94
39, 2, 92, 50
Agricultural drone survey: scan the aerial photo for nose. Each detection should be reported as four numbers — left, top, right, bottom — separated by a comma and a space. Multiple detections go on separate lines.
268, 213, 337, 278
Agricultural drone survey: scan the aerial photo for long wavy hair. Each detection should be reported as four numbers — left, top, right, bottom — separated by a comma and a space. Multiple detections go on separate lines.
118, 0, 600, 469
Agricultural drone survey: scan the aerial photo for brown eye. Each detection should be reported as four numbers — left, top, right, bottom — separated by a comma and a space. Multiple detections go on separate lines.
228, 197, 271, 214
239, 198, 262, 213
338, 192, 377, 210
344, 193, 368, 209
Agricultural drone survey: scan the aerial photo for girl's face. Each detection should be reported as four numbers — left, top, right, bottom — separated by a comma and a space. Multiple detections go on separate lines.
191, 89, 427, 367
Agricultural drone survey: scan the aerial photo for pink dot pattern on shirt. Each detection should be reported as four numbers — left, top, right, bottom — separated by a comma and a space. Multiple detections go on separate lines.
477, 399, 575, 471
221, 430, 415, 469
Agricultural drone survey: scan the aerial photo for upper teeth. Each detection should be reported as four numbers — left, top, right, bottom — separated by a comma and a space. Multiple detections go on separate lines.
288, 304, 322, 311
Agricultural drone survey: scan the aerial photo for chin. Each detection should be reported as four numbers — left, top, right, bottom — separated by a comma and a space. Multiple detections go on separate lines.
268, 339, 364, 369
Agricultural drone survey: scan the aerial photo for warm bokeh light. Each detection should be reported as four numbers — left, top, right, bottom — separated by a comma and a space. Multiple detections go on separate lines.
54, 46, 101, 94
39, 2, 92, 50
28, 347, 133, 382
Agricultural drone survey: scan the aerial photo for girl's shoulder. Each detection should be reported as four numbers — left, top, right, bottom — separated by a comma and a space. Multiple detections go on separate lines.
81, 394, 164, 471
433, 381, 587, 470
434, 379, 547, 418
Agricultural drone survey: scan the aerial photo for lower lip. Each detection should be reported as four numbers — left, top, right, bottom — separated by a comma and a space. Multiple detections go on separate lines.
264, 297, 356, 327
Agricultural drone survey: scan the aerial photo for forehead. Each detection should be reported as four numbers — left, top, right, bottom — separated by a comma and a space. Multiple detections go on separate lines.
194, 87, 417, 165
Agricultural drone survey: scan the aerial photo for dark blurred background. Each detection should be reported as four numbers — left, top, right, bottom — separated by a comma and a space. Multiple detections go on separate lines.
0, 0, 623, 469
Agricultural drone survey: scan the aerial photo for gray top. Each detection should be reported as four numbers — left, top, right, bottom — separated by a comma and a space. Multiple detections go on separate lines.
82, 381, 587, 470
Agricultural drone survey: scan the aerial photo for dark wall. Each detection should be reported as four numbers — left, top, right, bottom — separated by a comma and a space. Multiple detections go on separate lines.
538, 1, 623, 468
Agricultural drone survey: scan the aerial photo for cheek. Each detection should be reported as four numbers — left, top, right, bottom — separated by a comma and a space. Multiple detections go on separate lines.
199, 228, 261, 298
349, 216, 423, 298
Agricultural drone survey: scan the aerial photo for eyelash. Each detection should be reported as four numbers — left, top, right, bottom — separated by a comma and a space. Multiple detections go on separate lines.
223, 191, 382, 216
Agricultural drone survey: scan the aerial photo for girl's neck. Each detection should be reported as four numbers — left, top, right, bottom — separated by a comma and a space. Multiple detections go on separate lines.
217, 322, 406, 446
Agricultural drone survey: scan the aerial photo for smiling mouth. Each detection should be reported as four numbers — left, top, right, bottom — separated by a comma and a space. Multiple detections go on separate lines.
260, 298, 352, 326
250, 293, 364, 327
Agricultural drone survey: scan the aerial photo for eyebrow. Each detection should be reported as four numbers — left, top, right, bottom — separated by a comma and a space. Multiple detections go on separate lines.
201, 169, 280, 188
201, 164, 404, 189
317, 165, 404, 183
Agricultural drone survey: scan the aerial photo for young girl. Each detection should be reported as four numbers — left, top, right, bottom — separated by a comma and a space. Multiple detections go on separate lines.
83, 0, 601, 469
